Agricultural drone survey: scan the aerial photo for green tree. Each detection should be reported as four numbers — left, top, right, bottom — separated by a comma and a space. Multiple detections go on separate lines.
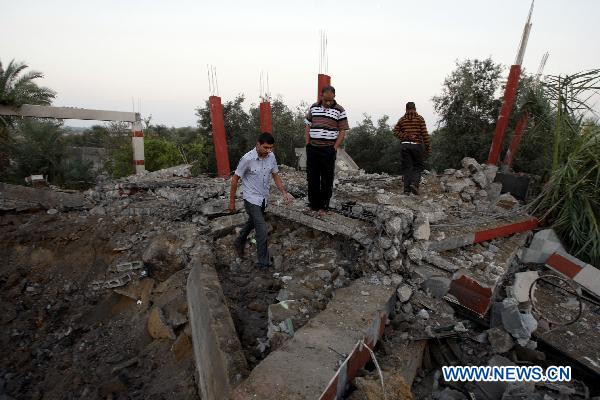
430, 58, 503, 170
0, 59, 57, 172
346, 114, 402, 174
531, 69, 600, 265
1, 119, 65, 183
143, 136, 185, 171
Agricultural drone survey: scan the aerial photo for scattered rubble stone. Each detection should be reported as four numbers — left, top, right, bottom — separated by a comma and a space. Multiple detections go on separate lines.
496, 193, 519, 210
397, 285, 413, 303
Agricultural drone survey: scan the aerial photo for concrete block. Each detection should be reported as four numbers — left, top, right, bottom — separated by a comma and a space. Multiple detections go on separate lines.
187, 259, 248, 400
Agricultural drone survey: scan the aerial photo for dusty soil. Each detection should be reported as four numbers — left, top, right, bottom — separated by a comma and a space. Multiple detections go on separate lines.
0, 212, 197, 400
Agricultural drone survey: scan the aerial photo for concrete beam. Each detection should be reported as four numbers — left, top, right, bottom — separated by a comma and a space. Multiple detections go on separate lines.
186, 257, 248, 399
232, 279, 396, 399
0, 104, 138, 122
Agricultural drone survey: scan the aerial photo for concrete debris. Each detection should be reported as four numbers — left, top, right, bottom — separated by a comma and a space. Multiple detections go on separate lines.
511, 270, 539, 303
422, 276, 451, 299
496, 193, 519, 210
397, 284, 413, 303
487, 327, 515, 353
2, 157, 567, 400
496, 298, 537, 344
413, 213, 431, 241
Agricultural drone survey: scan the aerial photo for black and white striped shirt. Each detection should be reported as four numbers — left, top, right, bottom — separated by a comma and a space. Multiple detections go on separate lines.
304, 101, 349, 145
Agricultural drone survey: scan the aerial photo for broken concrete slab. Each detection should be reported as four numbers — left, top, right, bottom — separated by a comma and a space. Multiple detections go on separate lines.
544, 250, 600, 300
268, 204, 375, 245
512, 271, 539, 303
187, 257, 248, 400
0, 182, 89, 212
232, 279, 396, 400
208, 212, 248, 237
426, 218, 538, 253
521, 229, 566, 264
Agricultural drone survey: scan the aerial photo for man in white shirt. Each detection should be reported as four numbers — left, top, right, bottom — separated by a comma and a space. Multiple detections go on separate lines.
228, 133, 291, 268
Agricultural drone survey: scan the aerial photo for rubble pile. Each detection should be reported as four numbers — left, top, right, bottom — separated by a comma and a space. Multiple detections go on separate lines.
1, 156, 598, 399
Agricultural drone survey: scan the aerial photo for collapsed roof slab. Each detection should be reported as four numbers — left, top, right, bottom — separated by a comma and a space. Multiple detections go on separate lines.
231, 278, 396, 399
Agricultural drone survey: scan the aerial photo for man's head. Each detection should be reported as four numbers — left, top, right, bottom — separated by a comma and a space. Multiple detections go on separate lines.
321, 85, 336, 103
256, 132, 275, 157
406, 102, 416, 111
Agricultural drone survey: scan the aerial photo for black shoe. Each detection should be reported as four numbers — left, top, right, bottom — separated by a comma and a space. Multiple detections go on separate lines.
255, 263, 274, 269
409, 185, 419, 195
233, 240, 245, 258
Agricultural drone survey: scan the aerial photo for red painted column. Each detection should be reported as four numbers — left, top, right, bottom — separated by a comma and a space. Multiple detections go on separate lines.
259, 101, 272, 134
317, 73, 331, 102
208, 95, 231, 178
503, 112, 529, 169
487, 64, 521, 165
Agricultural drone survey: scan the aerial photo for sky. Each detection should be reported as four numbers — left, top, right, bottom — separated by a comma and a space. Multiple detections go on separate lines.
1, 0, 599, 129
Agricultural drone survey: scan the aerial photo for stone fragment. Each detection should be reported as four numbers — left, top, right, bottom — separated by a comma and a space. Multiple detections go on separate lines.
378, 236, 393, 250
171, 333, 193, 361
422, 276, 451, 299
487, 327, 514, 353
496, 193, 519, 210
384, 247, 399, 261
413, 214, 430, 241
417, 309, 430, 319
407, 246, 423, 262
461, 157, 482, 173
147, 306, 176, 340
397, 285, 413, 303
385, 217, 404, 236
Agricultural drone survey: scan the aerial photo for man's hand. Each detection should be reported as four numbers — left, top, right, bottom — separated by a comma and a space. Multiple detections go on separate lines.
228, 199, 236, 214
282, 192, 293, 206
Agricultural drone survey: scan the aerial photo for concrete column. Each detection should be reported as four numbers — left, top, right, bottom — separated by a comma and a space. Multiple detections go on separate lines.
259, 101, 272, 134
209, 96, 231, 178
487, 64, 521, 165
502, 112, 529, 170
131, 117, 145, 174
317, 73, 331, 102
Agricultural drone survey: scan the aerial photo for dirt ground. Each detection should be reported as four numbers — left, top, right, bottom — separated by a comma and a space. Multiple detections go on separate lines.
0, 212, 197, 400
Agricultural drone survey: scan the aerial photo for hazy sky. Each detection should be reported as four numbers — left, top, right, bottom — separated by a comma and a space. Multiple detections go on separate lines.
1, 0, 599, 129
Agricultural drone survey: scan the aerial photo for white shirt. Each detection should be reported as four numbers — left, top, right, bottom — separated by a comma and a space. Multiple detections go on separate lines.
234, 147, 279, 206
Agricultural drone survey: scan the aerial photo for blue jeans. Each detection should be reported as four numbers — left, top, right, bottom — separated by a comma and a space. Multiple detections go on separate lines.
235, 199, 269, 266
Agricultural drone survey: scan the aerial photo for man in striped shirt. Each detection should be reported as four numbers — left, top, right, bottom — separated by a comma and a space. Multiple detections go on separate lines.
304, 86, 349, 215
393, 102, 431, 195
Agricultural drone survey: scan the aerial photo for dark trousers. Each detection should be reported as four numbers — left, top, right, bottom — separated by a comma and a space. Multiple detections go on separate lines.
401, 143, 424, 193
235, 199, 269, 266
306, 143, 336, 210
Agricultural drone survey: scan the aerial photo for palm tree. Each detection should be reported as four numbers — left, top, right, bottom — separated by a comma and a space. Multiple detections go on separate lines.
0, 59, 56, 171
0, 59, 55, 108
